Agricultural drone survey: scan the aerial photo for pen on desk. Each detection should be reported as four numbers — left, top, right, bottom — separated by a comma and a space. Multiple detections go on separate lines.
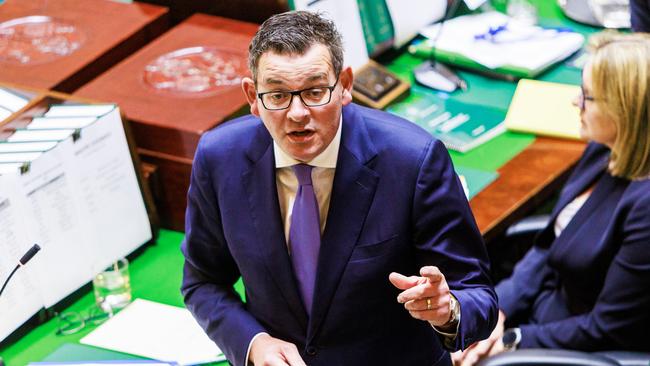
408, 40, 436, 59
408, 41, 518, 82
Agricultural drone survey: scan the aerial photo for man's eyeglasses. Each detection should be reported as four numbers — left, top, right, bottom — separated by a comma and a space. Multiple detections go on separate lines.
578, 85, 597, 111
55, 307, 110, 335
257, 77, 339, 111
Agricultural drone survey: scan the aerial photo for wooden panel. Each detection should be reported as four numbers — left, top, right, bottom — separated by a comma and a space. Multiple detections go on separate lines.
470, 137, 587, 241
139, 0, 289, 24
74, 14, 259, 230
0, 0, 169, 93
138, 148, 193, 232
75, 14, 258, 159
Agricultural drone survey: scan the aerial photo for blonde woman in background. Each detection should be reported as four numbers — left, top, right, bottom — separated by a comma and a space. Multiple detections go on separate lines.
453, 32, 650, 365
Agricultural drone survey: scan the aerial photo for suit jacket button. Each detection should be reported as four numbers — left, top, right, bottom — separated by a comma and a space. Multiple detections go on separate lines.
306, 346, 317, 356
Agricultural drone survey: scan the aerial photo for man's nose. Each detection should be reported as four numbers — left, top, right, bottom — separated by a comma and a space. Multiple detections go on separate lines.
287, 94, 309, 121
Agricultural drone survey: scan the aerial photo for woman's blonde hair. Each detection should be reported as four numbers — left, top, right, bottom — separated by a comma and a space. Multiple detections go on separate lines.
588, 31, 650, 180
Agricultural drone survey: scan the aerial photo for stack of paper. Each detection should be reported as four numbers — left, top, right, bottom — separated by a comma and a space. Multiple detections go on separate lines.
418, 12, 585, 77
0, 104, 151, 343
81, 299, 225, 365
504, 79, 582, 139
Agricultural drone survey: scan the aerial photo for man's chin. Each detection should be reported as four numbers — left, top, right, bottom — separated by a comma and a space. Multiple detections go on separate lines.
286, 148, 321, 163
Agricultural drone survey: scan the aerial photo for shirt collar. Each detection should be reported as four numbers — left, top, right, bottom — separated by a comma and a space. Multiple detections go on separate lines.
274, 115, 341, 168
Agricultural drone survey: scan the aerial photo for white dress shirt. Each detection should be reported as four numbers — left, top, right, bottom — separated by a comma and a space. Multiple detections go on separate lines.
554, 188, 592, 237
245, 118, 341, 364
274, 119, 341, 244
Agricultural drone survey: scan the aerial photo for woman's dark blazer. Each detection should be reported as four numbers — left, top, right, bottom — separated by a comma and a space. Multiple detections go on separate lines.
496, 142, 650, 351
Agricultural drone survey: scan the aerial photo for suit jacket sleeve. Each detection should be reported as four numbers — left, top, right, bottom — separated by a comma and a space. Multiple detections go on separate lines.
181, 138, 265, 366
518, 193, 650, 350
496, 245, 554, 323
412, 139, 498, 351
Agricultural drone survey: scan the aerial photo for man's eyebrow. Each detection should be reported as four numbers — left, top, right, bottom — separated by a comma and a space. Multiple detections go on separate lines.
306, 73, 329, 82
263, 77, 287, 85
263, 73, 329, 86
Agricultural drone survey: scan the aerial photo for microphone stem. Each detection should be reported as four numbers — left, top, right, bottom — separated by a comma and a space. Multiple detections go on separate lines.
430, 0, 464, 66
0, 265, 20, 298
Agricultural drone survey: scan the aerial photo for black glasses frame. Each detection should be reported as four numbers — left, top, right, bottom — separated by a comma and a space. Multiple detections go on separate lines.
257, 77, 339, 111
579, 85, 597, 111
55, 307, 110, 336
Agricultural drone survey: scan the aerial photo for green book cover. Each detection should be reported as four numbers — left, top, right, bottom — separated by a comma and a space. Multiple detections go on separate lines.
388, 89, 506, 153
357, 0, 394, 56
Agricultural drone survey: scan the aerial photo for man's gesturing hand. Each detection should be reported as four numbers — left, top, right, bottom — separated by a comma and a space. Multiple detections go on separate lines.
389, 266, 453, 327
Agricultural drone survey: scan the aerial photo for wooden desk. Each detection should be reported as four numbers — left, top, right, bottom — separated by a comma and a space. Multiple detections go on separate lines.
0, 0, 168, 93
75, 14, 259, 231
471, 137, 586, 241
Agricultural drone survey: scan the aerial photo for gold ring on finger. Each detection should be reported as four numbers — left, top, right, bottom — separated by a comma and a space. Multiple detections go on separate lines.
426, 298, 432, 310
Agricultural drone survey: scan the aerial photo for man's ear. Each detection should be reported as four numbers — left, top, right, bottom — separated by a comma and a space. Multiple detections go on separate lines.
242, 77, 260, 117
339, 66, 354, 106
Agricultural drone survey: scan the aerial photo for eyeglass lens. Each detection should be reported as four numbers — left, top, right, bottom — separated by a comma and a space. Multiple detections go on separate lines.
262, 87, 332, 110
56, 307, 110, 336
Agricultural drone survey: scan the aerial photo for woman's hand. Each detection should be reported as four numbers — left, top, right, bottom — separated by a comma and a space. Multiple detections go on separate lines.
451, 310, 507, 366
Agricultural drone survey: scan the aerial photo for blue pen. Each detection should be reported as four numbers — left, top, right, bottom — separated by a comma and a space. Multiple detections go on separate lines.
474, 22, 574, 44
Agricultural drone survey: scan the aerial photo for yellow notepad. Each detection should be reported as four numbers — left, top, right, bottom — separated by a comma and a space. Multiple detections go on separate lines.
505, 79, 582, 140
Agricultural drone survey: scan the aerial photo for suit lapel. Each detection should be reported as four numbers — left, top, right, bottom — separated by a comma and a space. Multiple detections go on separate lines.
308, 105, 379, 341
551, 172, 627, 255
242, 126, 308, 331
551, 149, 609, 219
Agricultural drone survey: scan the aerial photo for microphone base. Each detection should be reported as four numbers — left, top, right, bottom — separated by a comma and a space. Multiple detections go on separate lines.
414, 61, 467, 93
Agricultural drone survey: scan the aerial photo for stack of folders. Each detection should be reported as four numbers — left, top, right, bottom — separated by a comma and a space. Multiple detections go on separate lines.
0, 104, 152, 343
414, 12, 585, 78
388, 87, 506, 153
0, 87, 30, 122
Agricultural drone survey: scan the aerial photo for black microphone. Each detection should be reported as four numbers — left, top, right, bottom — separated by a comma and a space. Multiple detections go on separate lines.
0, 244, 41, 298
413, 0, 467, 92
19, 244, 41, 266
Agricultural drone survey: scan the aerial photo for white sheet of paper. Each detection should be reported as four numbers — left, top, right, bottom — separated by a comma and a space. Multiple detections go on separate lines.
386, 0, 446, 48
420, 12, 584, 71
28, 116, 97, 130
0, 141, 59, 153
0, 163, 24, 175
16, 142, 96, 307
30, 363, 174, 366
0, 152, 42, 163
0, 88, 29, 112
463, 0, 488, 10
0, 174, 44, 342
81, 299, 225, 365
44, 104, 116, 118
27, 360, 173, 366
292, 0, 369, 71
64, 108, 151, 267
8, 129, 75, 142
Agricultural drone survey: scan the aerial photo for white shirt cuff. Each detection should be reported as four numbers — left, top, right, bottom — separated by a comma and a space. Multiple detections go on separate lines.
246, 332, 269, 366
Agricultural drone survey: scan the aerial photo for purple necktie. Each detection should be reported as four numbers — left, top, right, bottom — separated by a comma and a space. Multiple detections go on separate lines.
289, 164, 321, 315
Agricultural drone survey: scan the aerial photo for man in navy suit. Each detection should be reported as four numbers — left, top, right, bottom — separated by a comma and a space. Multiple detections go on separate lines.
181, 11, 497, 366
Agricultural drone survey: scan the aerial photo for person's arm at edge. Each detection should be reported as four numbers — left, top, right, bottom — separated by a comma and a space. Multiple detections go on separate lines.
412, 138, 498, 351
181, 137, 266, 366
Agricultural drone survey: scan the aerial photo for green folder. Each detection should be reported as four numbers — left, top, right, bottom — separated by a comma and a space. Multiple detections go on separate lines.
388, 88, 506, 153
